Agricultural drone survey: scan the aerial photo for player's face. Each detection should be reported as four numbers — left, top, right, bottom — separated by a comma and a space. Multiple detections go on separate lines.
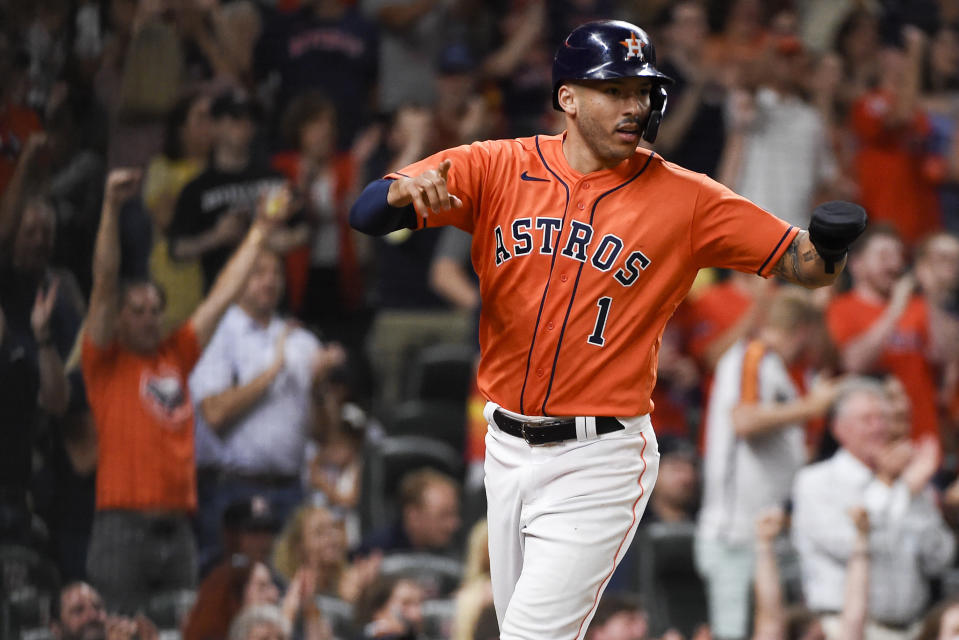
117, 284, 164, 354
56, 584, 107, 640
569, 78, 653, 167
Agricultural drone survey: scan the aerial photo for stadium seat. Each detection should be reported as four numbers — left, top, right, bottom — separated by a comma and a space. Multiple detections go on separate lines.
635, 521, 708, 637
314, 594, 355, 639
389, 399, 467, 454
358, 436, 465, 536
379, 553, 463, 599
421, 597, 456, 640
0, 544, 60, 639
403, 343, 475, 405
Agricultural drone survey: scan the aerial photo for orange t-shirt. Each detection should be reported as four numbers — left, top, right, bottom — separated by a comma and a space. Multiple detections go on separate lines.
388, 134, 798, 417
82, 324, 201, 511
849, 90, 940, 246
0, 106, 43, 198
682, 279, 754, 367
826, 292, 938, 440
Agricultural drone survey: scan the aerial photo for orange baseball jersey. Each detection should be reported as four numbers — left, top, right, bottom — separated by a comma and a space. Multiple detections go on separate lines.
387, 134, 798, 417
82, 324, 201, 511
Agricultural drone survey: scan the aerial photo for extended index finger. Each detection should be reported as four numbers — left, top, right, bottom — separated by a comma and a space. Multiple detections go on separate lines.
436, 159, 452, 181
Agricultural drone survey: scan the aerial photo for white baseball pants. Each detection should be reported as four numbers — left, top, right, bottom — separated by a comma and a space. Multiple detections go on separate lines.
483, 402, 660, 640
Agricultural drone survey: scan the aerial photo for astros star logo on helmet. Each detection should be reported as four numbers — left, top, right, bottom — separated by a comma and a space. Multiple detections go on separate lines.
620, 33, 645, 60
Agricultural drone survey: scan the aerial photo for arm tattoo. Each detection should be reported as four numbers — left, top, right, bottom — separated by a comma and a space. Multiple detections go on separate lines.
772, 232, 814, 285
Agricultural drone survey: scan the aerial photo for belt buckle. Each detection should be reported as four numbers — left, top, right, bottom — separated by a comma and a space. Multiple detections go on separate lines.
521, 419, 565, 445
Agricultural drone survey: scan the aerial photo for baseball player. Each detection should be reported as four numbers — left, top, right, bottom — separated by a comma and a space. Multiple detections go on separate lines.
350, 20, 866, 640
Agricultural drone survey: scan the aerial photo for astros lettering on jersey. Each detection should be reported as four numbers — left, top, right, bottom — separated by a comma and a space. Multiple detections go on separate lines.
387, 134, 797, 418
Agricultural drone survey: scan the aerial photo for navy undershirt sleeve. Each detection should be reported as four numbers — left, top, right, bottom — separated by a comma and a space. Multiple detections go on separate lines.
349, 178, 417, 236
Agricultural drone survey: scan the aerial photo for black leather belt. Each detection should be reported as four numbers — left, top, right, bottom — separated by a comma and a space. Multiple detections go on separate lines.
492, 409, 624, 445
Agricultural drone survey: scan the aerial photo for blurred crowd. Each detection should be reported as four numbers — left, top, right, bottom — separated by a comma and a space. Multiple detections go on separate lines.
5, 0, 959, 639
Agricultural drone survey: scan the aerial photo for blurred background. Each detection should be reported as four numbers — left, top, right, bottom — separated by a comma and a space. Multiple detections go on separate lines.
4, 0, 959, 639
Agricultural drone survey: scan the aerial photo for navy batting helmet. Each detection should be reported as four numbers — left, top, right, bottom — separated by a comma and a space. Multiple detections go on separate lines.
552, 20, 673, 142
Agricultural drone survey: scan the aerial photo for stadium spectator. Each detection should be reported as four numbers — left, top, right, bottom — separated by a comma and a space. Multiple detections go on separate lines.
228, 605, 293, 640
719, 34, 841, 228
144, 92, 213, 332
827, 225, 945, 442
920, 24, 959, 233
255, 0, 379, 146
273, 504, 381, 604
306, 402, 369, 544
167, 88, 289, 291
480, 0, 552, 139
354, 574, 426, 640
916, 596, 959, 640
52, 581, 158, 640
0, 33, 43, 199
696, 288, 840, 640
184, 555, 281, 640
364, 106, 474, 414
81, 168, 293, 614
217, 494, 283, 572
0, 133, 81, 542
364, 0, 456, 113
848, 26, 942, 247
189, 246, 345, 566
830, 9, 881, 116
792, 377, 955, 639
355, 468, 462, 557
449, 519, 492, 640
582, 593, 649, 640
271, 91, 370, 343
654, 0, 727, 177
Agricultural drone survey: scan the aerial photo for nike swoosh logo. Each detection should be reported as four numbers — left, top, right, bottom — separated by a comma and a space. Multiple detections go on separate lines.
521, 171, 549, 182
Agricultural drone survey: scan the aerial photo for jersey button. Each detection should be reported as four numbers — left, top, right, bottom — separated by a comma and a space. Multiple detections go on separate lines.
577, 202, 586, 210
560, 274, 568, 282
536, 368, 544, 377
583, 182, 591, 189
546, 321, 554, 330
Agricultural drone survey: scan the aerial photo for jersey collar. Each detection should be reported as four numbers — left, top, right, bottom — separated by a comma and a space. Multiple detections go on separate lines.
537, 132, 655, 190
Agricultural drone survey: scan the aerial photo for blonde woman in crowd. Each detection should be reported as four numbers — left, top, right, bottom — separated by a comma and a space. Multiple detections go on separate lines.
273, 505, 381, 605
450, 519, 493, 640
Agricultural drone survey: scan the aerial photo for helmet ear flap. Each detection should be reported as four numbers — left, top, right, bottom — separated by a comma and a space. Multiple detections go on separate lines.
642, 85, 668, 143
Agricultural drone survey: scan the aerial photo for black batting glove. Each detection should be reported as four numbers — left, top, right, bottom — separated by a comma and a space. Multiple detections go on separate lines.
808, 201, 868, 273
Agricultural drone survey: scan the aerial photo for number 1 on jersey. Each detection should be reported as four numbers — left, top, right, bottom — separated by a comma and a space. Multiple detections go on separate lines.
588, 297, 612, 346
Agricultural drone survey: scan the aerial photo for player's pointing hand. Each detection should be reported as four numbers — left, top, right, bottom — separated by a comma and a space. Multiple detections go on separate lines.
387, 158, 463, 216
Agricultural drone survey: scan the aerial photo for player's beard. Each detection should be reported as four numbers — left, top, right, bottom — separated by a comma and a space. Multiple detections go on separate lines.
574, 111, 641, 168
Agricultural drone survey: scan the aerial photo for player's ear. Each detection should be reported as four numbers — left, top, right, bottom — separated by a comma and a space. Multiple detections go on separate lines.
557, 84, 577, 115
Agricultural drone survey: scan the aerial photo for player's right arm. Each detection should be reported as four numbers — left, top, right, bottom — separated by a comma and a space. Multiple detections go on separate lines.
86, 169, 141, 348
350, 159, 463, 236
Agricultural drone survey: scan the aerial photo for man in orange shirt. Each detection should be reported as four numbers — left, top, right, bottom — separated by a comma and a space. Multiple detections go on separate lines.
827, 224, 946, 443
351, 20, 863, 640
81, 169, 289, 614
849, 28, 941, 247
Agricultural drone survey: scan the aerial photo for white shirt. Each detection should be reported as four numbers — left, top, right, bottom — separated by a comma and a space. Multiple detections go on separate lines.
697, 339, 806, 544
792, 449, 956, 625
190, 305, 320, 476
736, 87, 838, 228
